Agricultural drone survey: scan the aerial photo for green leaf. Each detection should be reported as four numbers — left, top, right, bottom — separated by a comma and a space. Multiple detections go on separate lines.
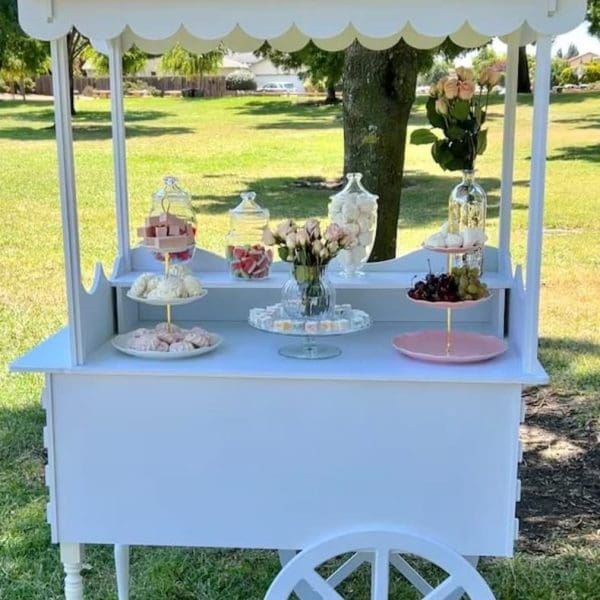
450, 99, 470, 121
477, 129, 488, 155
410, 128, 439, 145
278, 246, 289, 262
446, 125, 465, 141
426, 96, 446, 129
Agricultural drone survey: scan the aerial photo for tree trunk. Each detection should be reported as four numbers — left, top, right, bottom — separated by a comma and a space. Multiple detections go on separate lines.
343, 40, 420, 261
517, 46, 531, 94
324, 81, 338, 104
19, 76, 26, 101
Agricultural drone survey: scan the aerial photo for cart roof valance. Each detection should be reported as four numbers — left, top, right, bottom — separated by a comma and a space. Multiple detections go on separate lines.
19, 0, 586, 50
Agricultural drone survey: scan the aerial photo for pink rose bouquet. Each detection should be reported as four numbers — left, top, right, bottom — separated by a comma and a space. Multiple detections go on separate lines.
411, 66, 500, 171
263, 218, 355, 266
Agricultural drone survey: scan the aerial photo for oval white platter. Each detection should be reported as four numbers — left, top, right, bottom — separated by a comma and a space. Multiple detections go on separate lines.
112, 332, 222, 359
126, 289, 207, 306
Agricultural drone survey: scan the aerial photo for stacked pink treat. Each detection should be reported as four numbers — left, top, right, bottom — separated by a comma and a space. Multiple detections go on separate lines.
127, 323, 214, 353
138, 213, 196, 261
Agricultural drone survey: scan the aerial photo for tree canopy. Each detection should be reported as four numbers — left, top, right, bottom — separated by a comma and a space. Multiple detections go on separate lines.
258, 42, 344, 103
0, 0, 49, 98
589, 0, 600, 36
159, 45, 222, 79
84, 45, 148, 76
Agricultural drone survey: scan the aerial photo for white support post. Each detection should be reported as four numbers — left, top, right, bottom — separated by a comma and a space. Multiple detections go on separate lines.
107, 36, 131, 271
498, 32, 520, 262
60, 543, 84, 600
114, 544, 130, 600
523, 35, 553, 373
50, 37, 84, 365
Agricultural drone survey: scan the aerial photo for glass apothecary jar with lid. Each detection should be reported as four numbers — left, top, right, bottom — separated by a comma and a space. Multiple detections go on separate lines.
138, 176, 197, 263
447, 169, 487, 273
328, 172, 378, 277
225, 191, 273, 280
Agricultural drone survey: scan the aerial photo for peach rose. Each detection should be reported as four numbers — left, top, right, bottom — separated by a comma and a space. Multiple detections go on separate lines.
435, 97, 449, 115
444, 77, 459, 100
456, 66, 474, 81
458, 79, 476, 101
436, 76, 448, 96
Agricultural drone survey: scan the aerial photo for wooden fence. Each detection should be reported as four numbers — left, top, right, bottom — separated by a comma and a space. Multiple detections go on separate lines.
34, 75, 227, 97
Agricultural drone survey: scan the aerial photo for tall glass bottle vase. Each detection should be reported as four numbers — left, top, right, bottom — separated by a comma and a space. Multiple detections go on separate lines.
448, 170, 487, 273
281, 263, 336, 320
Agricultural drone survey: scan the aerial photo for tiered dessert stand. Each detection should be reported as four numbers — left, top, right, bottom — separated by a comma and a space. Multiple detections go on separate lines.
396, 244, 508, 363
10, 1, 587, 599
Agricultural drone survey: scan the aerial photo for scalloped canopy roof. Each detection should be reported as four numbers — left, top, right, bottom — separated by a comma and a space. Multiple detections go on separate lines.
18, 0, 586, 51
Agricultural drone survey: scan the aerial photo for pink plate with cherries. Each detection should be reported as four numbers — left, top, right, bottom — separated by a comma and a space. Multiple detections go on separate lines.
406, 292, 491, 310
393, 330, 508, 364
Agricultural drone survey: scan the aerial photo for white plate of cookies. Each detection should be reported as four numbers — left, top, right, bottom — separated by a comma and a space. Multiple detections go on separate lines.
112, 323, 222, 359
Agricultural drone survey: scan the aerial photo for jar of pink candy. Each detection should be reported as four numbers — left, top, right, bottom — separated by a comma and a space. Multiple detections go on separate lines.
226, 192, 273, 280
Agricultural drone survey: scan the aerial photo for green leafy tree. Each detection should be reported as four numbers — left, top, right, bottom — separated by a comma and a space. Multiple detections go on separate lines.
83, 45, 148, 76
588, 0, 600, 36
258, 42, 344, 103
420, 57, 452, 86
551, 57, 569, 87
566, 43, 580, 59
472, 45, 497, 77
159, 44, 222, 85
0, 0, 49, 100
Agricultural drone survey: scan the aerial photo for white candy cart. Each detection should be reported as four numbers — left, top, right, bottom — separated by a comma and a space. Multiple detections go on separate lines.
12, 1, 587, 599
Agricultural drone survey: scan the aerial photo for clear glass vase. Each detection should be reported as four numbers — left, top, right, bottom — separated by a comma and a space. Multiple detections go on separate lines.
448, 170, 487, 273
328, 172, 378, 277
281, 264, 336, 320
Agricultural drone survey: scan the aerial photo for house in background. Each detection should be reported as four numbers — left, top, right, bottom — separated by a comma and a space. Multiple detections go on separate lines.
567, 52, 600, 68
228, 52, 305, 92
82, 51, 305, 92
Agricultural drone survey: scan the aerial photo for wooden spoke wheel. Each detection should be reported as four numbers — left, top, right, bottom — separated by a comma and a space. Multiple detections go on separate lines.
268, 530, 495, 600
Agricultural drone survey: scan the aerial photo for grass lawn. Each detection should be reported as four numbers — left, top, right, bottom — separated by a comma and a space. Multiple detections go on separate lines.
0, 93, 599, 599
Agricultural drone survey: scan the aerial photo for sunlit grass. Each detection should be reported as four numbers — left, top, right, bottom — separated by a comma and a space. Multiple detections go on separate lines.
0, 93, 598, 598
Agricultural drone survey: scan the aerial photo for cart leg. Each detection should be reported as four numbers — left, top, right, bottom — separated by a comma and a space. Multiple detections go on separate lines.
114, 544, 130, 600
60, 543, 84, 600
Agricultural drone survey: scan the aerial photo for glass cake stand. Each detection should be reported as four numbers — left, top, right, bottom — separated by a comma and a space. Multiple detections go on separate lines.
249, 309, 371, 359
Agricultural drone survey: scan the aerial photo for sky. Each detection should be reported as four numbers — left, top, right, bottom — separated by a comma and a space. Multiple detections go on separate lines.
457, 23, 600, 65
492, 23, 600, 57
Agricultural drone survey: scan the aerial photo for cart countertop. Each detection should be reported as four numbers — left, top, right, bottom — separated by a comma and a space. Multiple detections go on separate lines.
11, 322, 548, 385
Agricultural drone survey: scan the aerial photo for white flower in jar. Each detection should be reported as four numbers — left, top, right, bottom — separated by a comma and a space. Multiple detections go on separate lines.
351, 245, 367, 263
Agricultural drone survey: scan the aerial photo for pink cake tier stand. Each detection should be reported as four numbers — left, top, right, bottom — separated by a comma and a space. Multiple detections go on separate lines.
393, 330, 508, 364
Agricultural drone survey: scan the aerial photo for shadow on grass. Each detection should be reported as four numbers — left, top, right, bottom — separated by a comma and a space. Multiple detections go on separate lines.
552, 114, 600, 130
540, 337, 600, 391
0, 124, 193, 141
0, 107, 175, 124
547, 144, 600, 163
229, 99, 342, 130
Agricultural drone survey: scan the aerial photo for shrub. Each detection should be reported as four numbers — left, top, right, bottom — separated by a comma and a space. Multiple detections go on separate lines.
81, 85, 95, 97
225, 70, 256, 91
582, 63, 600, 84
559, 67, 577, 85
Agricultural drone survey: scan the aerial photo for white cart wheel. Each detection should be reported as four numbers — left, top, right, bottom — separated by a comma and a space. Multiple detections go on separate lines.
267, 530, 495, 600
